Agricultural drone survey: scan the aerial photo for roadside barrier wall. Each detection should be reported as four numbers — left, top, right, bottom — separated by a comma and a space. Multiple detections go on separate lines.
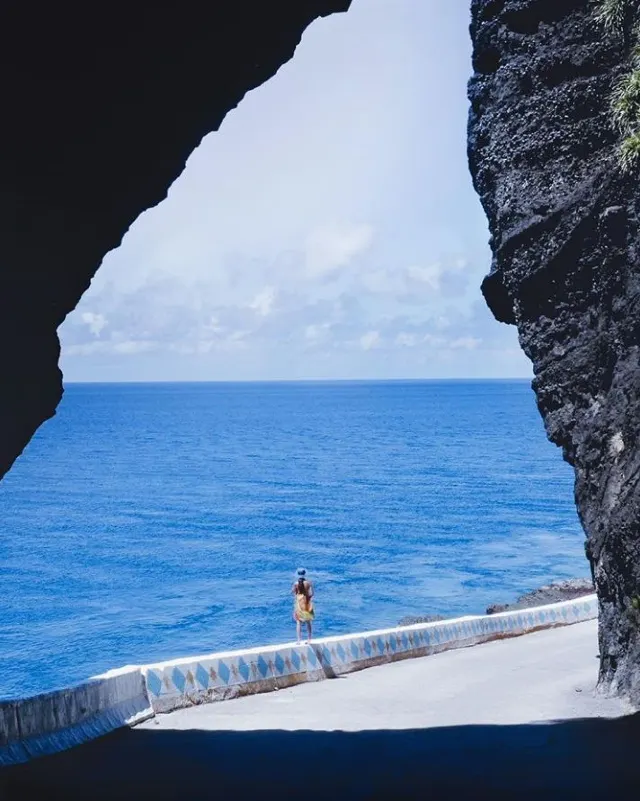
0, 595, 598, 765
142, 594, 598, 713
0, 666, 153, 767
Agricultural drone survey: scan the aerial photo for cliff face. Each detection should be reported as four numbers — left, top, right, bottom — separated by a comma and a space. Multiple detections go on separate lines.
0, 0, 350, 480
469, 0, 640, 700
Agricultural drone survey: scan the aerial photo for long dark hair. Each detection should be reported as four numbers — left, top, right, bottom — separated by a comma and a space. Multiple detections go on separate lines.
296, 576, 308, 596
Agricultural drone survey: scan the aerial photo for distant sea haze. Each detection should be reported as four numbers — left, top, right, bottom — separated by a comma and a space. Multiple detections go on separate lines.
0, 380, 585, 698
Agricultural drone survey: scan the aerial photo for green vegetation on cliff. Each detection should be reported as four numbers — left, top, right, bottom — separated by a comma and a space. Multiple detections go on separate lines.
596, 0, 633, 30
599, 0, 640, 169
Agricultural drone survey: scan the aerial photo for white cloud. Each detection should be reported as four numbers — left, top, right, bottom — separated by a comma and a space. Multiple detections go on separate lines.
58, 1, 532, 382
395, 332, 417, 347
64, 342, 106, 357
304, 323, 331, 343
64, 339, 157, 356
449, 336, 481, 350
113, 340, 157, 355
227, 330, 250, 344
422, 334, 447, 347
80, 312, 107, 337
359, 267, 404, 296
405, 264, 442, 291
248, 287, 276, 317
202, 316, 223, 335
359, 330, 381, 351
305, 223, 373, 278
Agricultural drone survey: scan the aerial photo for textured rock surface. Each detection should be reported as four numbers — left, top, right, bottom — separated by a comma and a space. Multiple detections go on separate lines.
0, 0, 350, 480
397, 614, 447, 627
485, 577, 594, 615
468, 0, 640, 700
398, 579, 593, 623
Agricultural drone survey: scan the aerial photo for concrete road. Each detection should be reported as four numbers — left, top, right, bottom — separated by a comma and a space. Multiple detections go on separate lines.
3, 620, 640, 801
138, 619, 630, 732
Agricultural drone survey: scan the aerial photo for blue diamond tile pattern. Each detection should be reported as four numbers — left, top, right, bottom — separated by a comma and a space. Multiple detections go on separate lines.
146, 670, 162, 698
195, 664, 209, 690
238, 658, 250, 682
172, 667, 186, 693
218, 660, 230, 685
142, 594, 597, 714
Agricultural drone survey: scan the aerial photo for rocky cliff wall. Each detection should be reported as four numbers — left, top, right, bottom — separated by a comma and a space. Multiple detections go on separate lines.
0, 0, 350, 480
468, 0, 640, 700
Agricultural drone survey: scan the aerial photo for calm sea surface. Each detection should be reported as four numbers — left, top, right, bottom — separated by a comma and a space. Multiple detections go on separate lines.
0, 380, 586, 699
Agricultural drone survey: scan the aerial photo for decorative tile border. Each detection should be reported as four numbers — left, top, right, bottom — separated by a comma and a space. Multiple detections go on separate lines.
0, 666, 153, 767
142, 594, 598, 713
0, 595, 597, 766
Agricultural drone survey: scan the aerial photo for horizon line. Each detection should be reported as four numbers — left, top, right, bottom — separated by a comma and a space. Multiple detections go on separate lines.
62, 376, 533, 385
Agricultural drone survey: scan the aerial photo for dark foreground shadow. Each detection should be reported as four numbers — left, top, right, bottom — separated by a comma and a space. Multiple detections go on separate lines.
2, 713, 640, 801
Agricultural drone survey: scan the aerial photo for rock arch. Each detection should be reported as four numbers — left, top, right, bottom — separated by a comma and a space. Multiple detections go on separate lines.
0, 0, 350, 479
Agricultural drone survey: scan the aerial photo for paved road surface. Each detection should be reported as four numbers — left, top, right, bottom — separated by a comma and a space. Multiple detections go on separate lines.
3, 620, 640, 801
138, 619, 628, 731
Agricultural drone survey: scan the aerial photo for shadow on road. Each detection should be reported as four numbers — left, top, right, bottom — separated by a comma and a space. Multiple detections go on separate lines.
2, 713, 640, 800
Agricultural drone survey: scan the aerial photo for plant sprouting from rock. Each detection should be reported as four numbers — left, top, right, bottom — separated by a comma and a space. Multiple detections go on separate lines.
598, 0, 640, 170
612, 68, 640, 131
619, 128, 640, 170
612, 67, 640, 171
596, 0, 633, 31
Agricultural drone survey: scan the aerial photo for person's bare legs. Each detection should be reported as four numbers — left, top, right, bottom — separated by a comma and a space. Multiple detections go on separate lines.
306, 621, 313, 642
296, 620, 302, 643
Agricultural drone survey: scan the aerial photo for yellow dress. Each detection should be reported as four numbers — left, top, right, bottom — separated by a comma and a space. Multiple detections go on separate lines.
293, 583, 315, 622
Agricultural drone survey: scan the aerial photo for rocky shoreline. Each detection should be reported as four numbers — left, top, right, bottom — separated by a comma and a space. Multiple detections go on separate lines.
398, 578, 594, 627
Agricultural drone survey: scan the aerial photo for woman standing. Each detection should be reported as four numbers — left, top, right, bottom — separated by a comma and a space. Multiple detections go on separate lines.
292, 567, 314, 643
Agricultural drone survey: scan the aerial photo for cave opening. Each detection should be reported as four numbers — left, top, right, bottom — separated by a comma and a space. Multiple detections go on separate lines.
0, 0, 586, 702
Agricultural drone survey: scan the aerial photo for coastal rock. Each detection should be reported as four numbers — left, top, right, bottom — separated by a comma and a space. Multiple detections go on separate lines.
486, 578, 594, 615
399, 579, 594, 625
0, 0, 351, 480
468, 0, 640, 701
397, 614, 447, 627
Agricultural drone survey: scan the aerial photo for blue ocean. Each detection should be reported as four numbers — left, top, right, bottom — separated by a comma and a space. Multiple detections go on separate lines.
0, 380, 585, 699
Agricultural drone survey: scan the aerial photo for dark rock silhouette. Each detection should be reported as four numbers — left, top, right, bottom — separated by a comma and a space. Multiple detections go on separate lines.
0, 0, 350, 479
468, 0, 640, 701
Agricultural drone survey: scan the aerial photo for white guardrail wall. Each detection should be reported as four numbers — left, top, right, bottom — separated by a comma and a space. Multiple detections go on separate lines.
0, 594, 597, 766
0, 666, 153, 767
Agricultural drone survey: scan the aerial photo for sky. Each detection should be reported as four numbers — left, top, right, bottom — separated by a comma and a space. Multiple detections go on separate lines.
59, 0, 531, 382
